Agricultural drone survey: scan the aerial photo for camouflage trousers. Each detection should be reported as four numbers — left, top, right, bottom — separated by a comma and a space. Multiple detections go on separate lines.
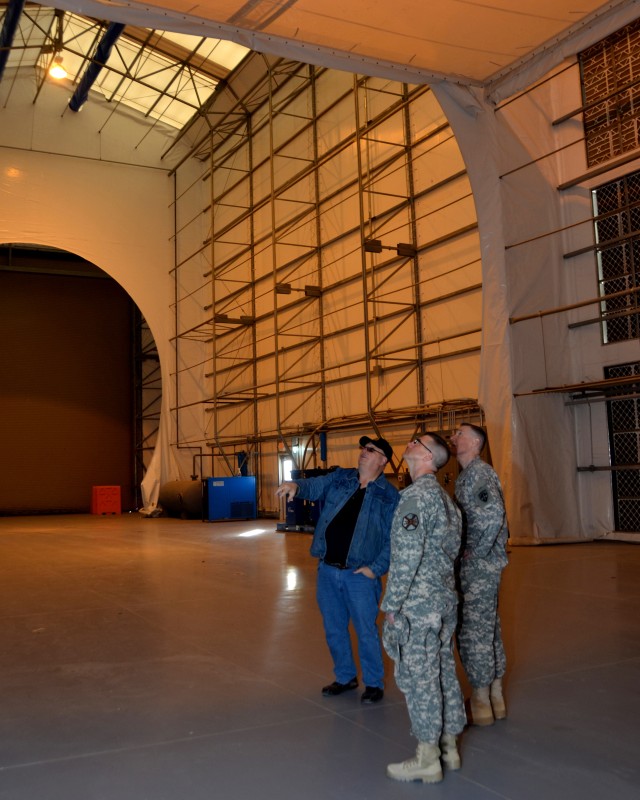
457, 560, 506, 688
383, 610, 465, 743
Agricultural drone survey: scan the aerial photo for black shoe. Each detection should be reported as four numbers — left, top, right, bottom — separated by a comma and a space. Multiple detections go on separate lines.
361, 686, 384, 704
322, 678, 358, 696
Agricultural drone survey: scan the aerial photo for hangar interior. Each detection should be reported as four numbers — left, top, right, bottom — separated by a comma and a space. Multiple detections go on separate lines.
1, 2, 640, 799
2, 0, 640, 541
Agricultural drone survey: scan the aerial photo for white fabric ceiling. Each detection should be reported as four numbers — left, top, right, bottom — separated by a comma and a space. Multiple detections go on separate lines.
55, 0, 638, 98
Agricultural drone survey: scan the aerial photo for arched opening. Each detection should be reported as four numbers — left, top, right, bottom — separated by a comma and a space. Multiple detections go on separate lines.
0, 243, 161, 514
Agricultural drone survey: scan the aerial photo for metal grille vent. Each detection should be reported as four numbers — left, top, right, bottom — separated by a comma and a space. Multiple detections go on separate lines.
592, 172, 640, 342
580, 19, 640, 167
230, 501, 255, 519
605, 361, 640, 532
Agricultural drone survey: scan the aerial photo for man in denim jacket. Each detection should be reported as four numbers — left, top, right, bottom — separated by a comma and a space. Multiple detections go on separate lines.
276, 435, 399, 703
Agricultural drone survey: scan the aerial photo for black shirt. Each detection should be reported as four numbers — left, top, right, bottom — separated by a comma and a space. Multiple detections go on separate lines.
323, 486, 366, 567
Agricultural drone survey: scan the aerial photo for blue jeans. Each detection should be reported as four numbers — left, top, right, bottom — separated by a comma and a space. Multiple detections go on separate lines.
316, 561, 384, 688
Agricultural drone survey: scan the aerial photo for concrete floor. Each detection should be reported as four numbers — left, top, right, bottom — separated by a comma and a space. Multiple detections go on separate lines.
0, 514, 638, 799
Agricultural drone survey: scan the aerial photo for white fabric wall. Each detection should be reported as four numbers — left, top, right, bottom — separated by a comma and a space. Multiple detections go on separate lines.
431, 81, 597, 542
433, 7, 640, 542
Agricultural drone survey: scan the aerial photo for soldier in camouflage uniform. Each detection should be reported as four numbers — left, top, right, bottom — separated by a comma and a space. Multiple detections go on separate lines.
451, 423, 508, 727
381, 433, 466, 784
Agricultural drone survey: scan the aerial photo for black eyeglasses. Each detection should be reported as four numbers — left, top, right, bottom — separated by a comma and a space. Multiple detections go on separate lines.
412, 438, 432, 455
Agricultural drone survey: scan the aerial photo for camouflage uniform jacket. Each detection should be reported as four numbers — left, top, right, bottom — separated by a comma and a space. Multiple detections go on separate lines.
455, 457, 508, 567
381, 474, 461, 617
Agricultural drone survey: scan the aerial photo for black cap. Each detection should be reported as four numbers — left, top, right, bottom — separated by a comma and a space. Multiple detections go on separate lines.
359, 435, 393, 462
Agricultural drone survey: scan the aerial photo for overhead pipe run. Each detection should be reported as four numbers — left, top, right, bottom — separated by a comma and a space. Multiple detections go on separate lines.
68, 22, 125, 112
0, 0, 26, 82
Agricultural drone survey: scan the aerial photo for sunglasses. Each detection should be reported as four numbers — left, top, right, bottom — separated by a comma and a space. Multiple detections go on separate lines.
360, 445, 384, 455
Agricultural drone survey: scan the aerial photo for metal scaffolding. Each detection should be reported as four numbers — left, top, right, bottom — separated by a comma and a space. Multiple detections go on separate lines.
171, 51, 483, 503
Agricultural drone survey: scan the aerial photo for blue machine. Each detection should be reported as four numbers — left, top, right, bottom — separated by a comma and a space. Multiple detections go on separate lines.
204, 476, 257, 521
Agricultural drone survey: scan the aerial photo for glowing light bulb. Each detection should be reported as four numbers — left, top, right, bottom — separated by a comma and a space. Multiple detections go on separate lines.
49, 56, 67, 80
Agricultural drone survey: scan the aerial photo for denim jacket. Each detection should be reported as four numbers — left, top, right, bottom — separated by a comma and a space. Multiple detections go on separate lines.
294, 467, 399, 577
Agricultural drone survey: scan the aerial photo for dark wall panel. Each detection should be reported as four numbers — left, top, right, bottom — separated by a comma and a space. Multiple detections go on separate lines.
0, 271, 134, 514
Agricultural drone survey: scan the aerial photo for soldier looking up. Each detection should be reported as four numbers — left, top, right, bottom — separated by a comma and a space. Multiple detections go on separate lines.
451, 423, 509, 727
382, 432, 465, 784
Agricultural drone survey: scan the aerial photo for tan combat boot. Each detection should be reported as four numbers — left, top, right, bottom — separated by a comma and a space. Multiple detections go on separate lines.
470, 686, 494, 726
439, 733, 461, 770
490, 677, 507, 719
386, 742, 443, 783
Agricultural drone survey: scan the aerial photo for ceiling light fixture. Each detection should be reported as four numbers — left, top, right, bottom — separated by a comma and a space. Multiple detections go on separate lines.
47, 9, 67, 80
49, 55, 67, 80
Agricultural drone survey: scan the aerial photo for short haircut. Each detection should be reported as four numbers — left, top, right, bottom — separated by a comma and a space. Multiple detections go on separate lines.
461, 422, 487, 452
424, 432, 451, 470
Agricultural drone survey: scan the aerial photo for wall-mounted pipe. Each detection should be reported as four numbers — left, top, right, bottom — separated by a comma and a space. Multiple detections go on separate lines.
69, 22, 125, 112
0, 0, 26, 82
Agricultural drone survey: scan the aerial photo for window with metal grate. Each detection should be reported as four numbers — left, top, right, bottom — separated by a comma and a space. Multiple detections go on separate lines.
579, 19, 640, 168
591, 171, 640, 343
605, 362, 640, 533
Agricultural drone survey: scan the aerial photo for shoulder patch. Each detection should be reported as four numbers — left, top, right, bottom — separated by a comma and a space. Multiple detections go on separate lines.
476, 485, 490, 504
402, 513, 419, 531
